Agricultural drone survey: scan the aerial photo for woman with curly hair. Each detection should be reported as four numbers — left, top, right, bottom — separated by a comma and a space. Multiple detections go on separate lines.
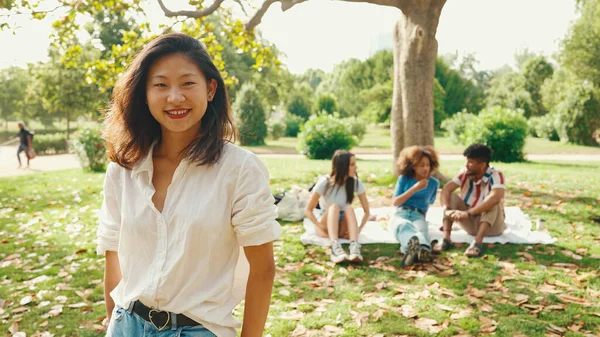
390, 145, 440, 267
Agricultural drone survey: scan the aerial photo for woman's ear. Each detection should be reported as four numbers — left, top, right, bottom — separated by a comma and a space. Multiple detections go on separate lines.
207, 79, 218, 101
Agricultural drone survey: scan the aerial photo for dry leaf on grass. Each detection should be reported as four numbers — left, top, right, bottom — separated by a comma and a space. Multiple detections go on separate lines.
414, 318, 443, 334
558, 295, 593, 307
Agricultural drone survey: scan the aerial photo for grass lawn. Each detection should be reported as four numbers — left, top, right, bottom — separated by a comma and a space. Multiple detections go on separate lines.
256, 126, 600, 156
1, 159, 599, 336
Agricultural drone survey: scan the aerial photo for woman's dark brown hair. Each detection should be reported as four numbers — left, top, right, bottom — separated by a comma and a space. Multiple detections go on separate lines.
325, 150, 359, 204
103, 32, 236, 168
397, 145, 440, 178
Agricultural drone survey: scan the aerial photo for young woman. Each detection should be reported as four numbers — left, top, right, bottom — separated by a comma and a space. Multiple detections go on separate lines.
390, 145, 440, 267
97, 33, 281, 337
304, 150, 371, 263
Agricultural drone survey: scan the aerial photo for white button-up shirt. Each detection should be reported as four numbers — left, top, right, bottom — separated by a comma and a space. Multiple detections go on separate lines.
96, 143, 281, 337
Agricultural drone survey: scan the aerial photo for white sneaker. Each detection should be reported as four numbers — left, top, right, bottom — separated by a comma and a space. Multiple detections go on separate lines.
330, 240, 347, 263
348, 241, 363, 262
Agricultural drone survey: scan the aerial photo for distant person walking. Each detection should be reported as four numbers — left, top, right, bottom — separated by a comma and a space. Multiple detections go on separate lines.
16, 122, 34, 168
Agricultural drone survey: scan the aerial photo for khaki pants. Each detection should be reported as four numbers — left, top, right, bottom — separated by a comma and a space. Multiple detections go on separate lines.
446, 194, 505, 236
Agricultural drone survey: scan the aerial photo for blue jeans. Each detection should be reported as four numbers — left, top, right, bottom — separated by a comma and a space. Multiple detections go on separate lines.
106, 305, 216, 337
390, 209, 430, 254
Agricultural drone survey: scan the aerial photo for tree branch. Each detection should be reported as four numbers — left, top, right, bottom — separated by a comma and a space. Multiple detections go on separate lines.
156, 0, 226, 18
245, 0, 308, 30
340, 0, 409, 11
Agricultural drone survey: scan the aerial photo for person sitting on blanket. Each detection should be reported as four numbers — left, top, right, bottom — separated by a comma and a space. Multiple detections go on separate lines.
390, 145, 440, 267
304, 150, 371, 263
433, 144, 506, 257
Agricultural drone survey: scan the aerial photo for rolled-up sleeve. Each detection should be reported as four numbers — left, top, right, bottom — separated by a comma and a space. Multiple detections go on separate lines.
231, 155, 282, 247
96, 163, 122, 255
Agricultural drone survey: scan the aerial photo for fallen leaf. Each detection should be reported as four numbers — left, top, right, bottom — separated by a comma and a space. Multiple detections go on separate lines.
516, 252, 534, 261
11, 306, 29, 314
372, 309, 387, 321
435, 303, 454, 311
19, 295, 33, 305
8, 321, 19, 334
414, 317, 442, 334
479, 304, 493, 312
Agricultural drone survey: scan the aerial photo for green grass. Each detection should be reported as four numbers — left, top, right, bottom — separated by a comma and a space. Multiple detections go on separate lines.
1, 159, 599, 336
253, 125, 600, 155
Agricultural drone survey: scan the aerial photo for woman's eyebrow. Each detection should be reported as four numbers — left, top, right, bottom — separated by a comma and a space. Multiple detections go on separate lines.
151, 73, 198, 79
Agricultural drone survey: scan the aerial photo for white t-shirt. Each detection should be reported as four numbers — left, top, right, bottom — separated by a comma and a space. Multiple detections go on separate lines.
96, 143, 281, 337
313, 176, 366, 209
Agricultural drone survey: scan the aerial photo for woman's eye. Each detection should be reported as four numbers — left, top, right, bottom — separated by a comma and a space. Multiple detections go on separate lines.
154, 83, 166, 87
183, 81, 196, 86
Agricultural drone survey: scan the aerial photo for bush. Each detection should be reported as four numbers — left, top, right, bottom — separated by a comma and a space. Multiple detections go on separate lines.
234, 84, 268, 146
312, 93, 338, 115
541, 70, 600, 145
68, 126, 107, 172
32, 133, 68, 155
284, 114, 304, 137
443, 107, 528, 163
268, 119, 286, 140
441, 110, 477, 145
528, 115, 559, 141
286, 94, 312, 121
344, 116, 367, 143
298, 114, 358, 160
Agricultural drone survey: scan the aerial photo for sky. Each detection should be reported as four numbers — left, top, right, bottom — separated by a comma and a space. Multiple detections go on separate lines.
0, 0, 578, 74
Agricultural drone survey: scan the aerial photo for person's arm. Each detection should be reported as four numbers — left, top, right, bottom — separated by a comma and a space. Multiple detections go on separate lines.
304, 192, 322, 226
440, 180, 459, 209
26, 134, 32, 150
357, 192, 370, 232
452, 188, 504, 220
241, 242, 276, 337
392, 179, 428, 207
104, 251, 122, 321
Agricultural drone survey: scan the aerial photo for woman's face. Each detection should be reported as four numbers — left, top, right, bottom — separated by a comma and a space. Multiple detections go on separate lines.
414, 156, 431, 179
145, 53, 216, 137
348, 156, 357, 177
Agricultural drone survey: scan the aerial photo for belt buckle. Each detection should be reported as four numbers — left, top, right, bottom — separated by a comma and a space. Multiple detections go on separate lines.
148, 308, 170, 331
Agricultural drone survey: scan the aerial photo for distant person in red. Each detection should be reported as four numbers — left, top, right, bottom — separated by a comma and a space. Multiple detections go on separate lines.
16, 122, 34, 168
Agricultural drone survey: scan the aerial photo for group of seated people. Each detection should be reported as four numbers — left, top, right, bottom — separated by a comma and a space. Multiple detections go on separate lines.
304, 144, 507, 266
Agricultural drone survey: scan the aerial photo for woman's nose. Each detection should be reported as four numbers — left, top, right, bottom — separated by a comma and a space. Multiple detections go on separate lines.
167, 88, 185, 104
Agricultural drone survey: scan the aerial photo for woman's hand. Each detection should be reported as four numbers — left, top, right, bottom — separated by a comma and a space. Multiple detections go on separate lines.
412, 179, 429, 192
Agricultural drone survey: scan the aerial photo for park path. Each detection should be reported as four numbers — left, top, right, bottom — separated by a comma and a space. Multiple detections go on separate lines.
1, 145, 599, 178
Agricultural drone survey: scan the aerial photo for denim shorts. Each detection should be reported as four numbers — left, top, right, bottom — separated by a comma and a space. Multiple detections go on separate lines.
106, 306, 216, 337
318, 208, 345, 223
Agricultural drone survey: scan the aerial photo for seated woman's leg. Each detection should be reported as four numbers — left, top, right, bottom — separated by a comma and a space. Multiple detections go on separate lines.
342, 205, 359, 242
392, 213, 416, 254
412, 218, 430, 249
315, 209, 329, 238
326, 204, 342, 241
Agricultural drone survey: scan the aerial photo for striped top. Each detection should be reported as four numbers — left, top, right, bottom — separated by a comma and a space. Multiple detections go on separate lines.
451, 166, 506, 208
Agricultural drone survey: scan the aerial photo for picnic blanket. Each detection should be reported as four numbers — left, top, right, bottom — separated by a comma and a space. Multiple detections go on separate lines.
300, 206, 557, 246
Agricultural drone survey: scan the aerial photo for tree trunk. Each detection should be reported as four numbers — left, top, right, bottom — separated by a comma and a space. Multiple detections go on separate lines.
391, 1, 446, 175
66, 112, 70, 140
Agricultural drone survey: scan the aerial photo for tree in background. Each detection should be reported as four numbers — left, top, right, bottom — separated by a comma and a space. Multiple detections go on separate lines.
485, 72, 534, 118
234, 83, 268, 146
559, 0, 600, 87
313, 93, 338, 115
521, 56, 553, 117
540, 70, 600, 145
298, 69, 326, 91
0, 67, 29, 132
286, 83, 314, 120
436, 55, 486, 116
34, 46, 106, 138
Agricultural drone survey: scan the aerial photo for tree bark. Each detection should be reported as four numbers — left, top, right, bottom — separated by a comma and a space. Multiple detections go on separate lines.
66, 111, 70, 140
391, 1, 446, 175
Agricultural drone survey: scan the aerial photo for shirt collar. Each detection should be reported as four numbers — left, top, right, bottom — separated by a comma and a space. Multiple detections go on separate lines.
472, 166, 494, 185
131, 141, 157, 177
